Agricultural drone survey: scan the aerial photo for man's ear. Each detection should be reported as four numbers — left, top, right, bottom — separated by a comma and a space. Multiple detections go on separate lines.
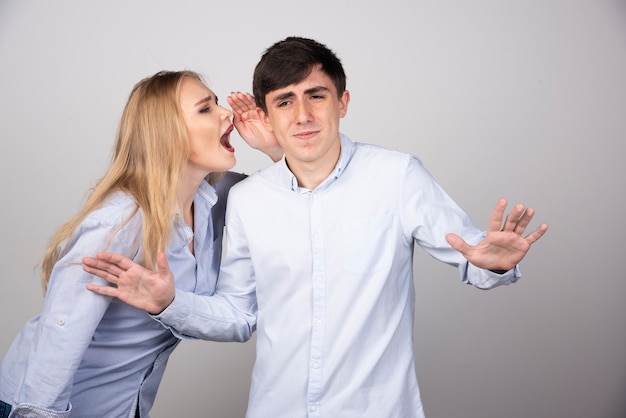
258, 108, 274, 131
339, 90, 350, 118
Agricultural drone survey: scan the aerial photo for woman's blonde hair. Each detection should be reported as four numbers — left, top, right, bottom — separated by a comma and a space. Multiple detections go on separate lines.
41, 70, 220, 292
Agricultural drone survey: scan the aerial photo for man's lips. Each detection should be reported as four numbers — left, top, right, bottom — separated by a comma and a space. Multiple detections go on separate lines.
220, 124, 235, 152
294, 130, 319, 140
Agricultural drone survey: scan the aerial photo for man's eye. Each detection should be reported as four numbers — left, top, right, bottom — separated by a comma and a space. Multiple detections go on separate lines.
277, 101, 289, 108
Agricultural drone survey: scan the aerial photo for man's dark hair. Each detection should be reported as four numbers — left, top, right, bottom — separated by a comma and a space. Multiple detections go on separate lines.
253, 36, 347, 113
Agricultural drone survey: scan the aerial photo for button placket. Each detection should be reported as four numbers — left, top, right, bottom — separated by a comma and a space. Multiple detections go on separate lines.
307, 192, 325, 416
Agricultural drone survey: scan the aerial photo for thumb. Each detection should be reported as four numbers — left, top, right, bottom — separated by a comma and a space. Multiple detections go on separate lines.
155, 252, 171, 277
446, 233, 469, 254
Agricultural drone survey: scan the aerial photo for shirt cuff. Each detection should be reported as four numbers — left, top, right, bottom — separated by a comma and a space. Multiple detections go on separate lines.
11, 402, 71, 418
464, 263, 522, 289
150, 289, 195, 339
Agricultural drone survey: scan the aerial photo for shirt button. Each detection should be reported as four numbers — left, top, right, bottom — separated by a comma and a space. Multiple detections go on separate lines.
310, 406, 318, 412
315, 276, 323, 283
314, 319, 322, 326
57, 319, 65, 326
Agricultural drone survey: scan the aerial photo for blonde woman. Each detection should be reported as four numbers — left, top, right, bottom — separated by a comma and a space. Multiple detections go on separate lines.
0, 70, 279, 418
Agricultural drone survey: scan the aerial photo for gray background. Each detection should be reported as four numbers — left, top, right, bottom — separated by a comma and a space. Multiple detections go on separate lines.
1, 1, 625, 417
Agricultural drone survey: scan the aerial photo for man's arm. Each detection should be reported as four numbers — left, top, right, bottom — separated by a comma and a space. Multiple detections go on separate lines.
403, 156, 547, 288
446, 198, 548, 272
83, 252, 256, 342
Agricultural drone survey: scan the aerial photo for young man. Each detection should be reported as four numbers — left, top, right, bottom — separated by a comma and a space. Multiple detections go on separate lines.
84, 37, 548, 417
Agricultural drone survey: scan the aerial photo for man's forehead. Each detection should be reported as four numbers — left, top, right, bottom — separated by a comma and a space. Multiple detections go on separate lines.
269, 68, 335, 97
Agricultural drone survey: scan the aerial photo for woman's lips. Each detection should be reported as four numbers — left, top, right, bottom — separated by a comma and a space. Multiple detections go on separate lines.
221, 124, 235, 152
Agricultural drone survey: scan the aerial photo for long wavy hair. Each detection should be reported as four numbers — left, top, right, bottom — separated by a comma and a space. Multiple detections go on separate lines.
40, 70, 219, 292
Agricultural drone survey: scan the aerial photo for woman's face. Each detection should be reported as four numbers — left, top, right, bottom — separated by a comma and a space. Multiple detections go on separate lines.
180, 76, 236, 175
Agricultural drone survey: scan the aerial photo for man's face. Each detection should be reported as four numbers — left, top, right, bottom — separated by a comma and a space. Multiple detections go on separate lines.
261, 65, 350, 174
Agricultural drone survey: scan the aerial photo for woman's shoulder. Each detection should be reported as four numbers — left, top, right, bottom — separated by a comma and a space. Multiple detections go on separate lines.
84, 191, 141, 228
213, 171, 247, 196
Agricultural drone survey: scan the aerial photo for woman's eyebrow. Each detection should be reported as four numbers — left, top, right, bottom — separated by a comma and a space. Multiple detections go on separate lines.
195, 95, 213, 106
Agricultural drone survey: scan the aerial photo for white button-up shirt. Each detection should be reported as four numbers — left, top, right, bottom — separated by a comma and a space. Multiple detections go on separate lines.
158, 134, 520, 418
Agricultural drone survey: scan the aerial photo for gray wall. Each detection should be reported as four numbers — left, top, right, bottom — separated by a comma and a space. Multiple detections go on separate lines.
1, 1, 625, 417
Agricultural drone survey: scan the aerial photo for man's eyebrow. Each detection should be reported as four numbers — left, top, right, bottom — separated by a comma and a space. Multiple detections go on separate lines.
194, 95, 213, 106
304, 86, 330, 95
272, 91, 295, 104
272, 86, 331, 104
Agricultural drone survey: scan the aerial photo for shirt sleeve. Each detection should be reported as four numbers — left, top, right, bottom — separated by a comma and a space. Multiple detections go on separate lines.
153, 186, 257, 342
401, 156, 520, 289
9, 215, 134, 416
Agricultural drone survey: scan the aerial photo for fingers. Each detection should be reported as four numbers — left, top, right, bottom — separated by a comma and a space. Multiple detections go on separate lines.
487, 198, 508, 232
512, 207, 534, 234
524, 223, 549, 245
95, 252, 136, 270
501, 203, 526, 232
493, 198, 533, 234
228, 92, 256, 114
491, 198, 548, 244
82, 257, 122, 277
82, 260, 119, 285
227, 93, 244, 114
82, 252, 137, 284
86, 283, 118, 297
503, 203, 523, 230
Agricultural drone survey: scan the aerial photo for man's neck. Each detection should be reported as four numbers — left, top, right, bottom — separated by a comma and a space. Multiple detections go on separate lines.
287, 151, 341, 190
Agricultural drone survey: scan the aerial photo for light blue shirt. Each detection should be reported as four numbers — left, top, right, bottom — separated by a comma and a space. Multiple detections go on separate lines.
157, 134, 520, 418
0, 172, 244, 418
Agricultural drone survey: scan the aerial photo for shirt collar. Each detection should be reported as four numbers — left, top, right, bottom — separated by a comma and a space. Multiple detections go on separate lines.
279, 133, 355, 192
175, 179, 218, 222
196, 179, 218, 207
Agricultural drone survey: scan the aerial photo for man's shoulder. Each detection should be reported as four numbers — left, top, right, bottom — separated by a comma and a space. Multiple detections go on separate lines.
351, 141, 414, 165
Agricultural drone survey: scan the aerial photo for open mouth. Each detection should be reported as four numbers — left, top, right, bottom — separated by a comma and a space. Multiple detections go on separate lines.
220, 124, 235, 152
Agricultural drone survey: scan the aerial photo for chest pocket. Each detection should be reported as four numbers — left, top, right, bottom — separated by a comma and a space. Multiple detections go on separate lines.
342, 213, 394, 275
